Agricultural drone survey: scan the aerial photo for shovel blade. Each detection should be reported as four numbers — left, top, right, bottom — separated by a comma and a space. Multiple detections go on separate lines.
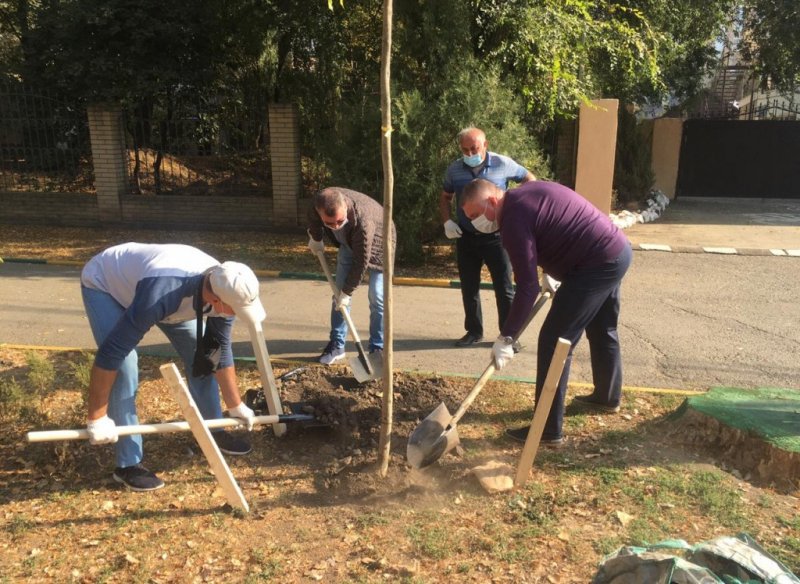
349, 352, 383, 383
407, 403, 461, 469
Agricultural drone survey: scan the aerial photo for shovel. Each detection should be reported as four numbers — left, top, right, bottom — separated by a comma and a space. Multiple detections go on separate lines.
313, 249, 382, 383
407, 291, 552, 469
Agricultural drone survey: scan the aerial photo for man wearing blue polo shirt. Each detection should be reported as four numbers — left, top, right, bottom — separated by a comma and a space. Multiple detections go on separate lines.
440, 127, 536, 346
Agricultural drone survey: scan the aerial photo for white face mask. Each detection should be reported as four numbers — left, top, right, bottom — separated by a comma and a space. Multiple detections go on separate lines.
331, 217, 348, 232
472, 214, 498, 233
471, 201, 498, 233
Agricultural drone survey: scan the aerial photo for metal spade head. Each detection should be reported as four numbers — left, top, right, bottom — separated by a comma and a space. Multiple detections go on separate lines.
349, 351, 383, 383
406, 402, 461, 469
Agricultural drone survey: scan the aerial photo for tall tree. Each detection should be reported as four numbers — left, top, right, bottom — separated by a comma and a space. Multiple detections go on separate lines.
741, 0, 800, 92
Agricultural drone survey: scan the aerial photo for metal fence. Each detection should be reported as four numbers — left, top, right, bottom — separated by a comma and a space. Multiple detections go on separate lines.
688, 98, 800, 121
125, 93, 271, 197
0, 82, 94, 193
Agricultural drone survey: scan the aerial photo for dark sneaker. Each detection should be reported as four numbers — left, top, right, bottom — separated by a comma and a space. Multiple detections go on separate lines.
504, 426, 564, 448
572, 394, 620, 413
113, 464, 165, 492
212, 431, 252, 455
319, 341, 346, 365
369, 347, 383, 356
455, 333, 483, 347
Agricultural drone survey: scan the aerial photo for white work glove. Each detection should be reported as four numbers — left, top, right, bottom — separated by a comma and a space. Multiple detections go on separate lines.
334, 292, 352, 311
228, 402, 255, 431
542, 274, 561, 295
307, 231, 324, 254
443, 219, 463, 239
87, 415, 119, 445
492, 336, 516, 370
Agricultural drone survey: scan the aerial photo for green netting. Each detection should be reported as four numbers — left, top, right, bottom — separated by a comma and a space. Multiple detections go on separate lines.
687, 387, 800, 452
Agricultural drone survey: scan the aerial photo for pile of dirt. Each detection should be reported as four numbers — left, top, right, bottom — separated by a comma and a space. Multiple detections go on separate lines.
255, 366, 468, 452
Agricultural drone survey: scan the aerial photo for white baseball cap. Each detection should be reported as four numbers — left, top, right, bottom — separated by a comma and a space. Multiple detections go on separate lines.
207, 262, 266, 325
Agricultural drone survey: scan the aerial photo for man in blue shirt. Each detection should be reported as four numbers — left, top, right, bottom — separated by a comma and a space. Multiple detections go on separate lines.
81, 243, 262, 491
440, 127, 536, 346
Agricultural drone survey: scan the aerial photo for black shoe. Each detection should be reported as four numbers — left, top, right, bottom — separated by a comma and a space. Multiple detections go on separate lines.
113, 464, 165, 492
212, 431, 252, 455
504, 426, 564, 448
572, 394, 620, 413
369, 347, 383, 356
455, 333, 483, 347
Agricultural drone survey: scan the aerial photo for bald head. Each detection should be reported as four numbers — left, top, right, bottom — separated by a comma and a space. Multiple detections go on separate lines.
461, 178, 502, 207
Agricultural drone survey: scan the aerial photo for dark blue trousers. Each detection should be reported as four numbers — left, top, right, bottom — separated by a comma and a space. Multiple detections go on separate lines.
456, 232, 515, 337
535, 244, 633, 440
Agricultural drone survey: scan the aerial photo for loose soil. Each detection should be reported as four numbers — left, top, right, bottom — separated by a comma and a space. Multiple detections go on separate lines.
1, 348, 799, 583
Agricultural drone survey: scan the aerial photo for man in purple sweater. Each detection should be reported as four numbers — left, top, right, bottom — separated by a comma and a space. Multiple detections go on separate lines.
461, 178, 632, 446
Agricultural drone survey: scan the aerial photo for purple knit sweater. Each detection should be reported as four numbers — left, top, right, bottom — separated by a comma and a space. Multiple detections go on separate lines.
499, 181, 629, 338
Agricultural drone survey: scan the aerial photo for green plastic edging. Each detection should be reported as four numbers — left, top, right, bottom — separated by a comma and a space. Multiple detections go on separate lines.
687, 386, 800, 452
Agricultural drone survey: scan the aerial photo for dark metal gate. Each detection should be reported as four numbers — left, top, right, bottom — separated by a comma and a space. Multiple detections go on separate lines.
677, 118, 800, 198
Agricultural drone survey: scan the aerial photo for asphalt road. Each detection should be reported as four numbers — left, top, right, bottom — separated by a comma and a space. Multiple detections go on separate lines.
1, 251, 798, 391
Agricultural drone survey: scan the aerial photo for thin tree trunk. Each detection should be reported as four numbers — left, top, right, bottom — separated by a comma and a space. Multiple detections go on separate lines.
377, 0, 394, 477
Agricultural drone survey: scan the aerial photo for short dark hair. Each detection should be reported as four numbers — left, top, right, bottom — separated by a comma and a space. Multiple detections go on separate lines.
461, 178, 499, 207
314, 188, 347, 217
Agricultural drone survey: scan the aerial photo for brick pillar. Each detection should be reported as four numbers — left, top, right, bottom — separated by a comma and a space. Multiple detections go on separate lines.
87, 105, 127, 223
268, 104, 301, 226
574, 99, 619, 215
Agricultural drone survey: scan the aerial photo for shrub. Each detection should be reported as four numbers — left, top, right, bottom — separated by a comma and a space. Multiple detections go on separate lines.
0, 376, 24, 418
25, 351, 55, 395
613, 107, 654, 208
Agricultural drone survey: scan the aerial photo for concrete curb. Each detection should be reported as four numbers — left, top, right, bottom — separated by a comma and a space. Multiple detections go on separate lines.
0, 256, 498, 290
632, 243, 800, 257
2, 243, 797, 294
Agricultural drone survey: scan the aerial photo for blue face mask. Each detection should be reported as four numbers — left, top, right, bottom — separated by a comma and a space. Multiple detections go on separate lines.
463, 153, 484, 167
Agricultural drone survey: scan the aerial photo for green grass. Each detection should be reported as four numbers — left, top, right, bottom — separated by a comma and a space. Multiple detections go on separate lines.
407, 522, 456, 559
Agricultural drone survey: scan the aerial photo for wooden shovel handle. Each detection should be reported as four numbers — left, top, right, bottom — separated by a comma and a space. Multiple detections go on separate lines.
314, 250, 373, 375
448, 291, 552, 428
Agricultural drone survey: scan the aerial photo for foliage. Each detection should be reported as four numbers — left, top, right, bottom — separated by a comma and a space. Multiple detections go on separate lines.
613, 107, 655, 207
472, 0, 734, 127
305, 0, 549, 262
25, 351, 54, 394
741, 0, 800, 92
0, 376, 24, 418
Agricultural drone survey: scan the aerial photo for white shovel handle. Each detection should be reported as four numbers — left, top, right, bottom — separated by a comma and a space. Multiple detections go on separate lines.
27, 414, 289, 443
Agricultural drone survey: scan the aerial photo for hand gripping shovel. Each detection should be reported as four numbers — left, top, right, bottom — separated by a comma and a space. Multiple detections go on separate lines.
406, 291, 552, 469
313, 249, 382, 383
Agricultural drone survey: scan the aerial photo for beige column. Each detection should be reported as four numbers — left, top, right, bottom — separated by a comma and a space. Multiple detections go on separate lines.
651, 118, 683, 199
87, 105, 127, 223
268, 104, 301, 226
574, 99, 619, 214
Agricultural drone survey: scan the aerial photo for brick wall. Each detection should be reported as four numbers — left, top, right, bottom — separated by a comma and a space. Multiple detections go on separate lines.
1, 104, 301, 231
0, 191, 100, 226
120, 195, 272, 228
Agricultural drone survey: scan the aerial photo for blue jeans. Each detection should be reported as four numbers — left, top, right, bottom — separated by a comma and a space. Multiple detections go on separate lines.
329, 245, 384, 351
82, 286, 223, 468
535, 244, 633, 440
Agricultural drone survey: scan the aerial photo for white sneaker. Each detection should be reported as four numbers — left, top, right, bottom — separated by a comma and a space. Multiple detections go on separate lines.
319, 342, 345, 365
